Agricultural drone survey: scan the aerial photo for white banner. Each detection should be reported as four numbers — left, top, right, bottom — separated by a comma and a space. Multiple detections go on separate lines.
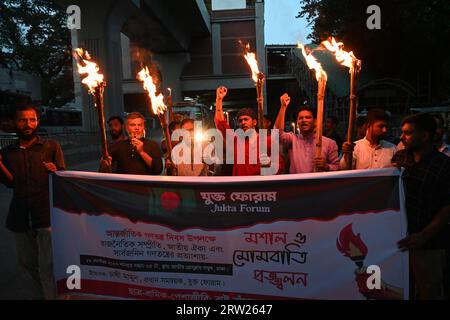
50, 168, 409, 300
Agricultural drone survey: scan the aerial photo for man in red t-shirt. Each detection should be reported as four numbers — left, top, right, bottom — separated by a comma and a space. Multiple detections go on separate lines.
214, 86, 283, 176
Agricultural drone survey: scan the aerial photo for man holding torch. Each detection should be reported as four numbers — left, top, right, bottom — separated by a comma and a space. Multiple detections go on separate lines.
165, 118, 212, 176
100, 112, 163, 175
321, 37, 362, 170
340, 108, 397, 170
215, 86, 283, 176
274, 93, 339, 173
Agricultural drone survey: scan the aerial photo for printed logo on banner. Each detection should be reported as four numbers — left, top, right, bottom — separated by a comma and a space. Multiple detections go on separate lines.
160, 192, 181, 211
336, 224, 403, 299
200, 191, 277, 214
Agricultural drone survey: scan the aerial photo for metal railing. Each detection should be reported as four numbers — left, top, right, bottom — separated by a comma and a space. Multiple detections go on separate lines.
0, 132, 100, 165
0, 133, 18, 150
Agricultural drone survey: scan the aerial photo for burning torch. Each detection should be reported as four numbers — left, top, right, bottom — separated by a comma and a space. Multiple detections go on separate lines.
297, 43, 328, 172
242, 43, 265, 130
75, 48, 109, 161
137, 67, 174, 175
322, 37, 362, 170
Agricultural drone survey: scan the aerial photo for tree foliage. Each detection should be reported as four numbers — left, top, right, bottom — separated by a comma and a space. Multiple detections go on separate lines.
297, 0, 450, 104
0, 0, 73, 106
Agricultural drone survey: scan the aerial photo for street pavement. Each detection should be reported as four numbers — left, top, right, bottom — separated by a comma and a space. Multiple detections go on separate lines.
0, 161, 98, 299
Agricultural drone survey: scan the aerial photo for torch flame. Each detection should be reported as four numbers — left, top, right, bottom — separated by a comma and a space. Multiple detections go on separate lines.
75, 48, 104, 95
137, 66, 167, 116
297, 43, 327, 82
195, 130, 204, 143
242, 43, 261, 83
321, 37, 361, 72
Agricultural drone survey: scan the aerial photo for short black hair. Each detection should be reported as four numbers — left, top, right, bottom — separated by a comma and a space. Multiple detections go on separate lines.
15, 105, 40, 119
295, 105, 316, 119
356, 115, 366, 128
326, 115, 339, 126
237, 108, 257, 120
180, 118, 194, 127
107, 116, 124, 125
169, 120, 181, 133
365, 108, 389, 125
401, 113, 437, 140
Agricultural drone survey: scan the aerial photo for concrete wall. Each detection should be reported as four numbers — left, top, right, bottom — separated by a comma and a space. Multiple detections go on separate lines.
212, 0, 246, 10
181, 1, 267, 113
0, 68, 42, 101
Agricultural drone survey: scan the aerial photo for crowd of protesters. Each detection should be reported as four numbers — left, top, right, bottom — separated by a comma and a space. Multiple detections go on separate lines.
0, 85, 449, 300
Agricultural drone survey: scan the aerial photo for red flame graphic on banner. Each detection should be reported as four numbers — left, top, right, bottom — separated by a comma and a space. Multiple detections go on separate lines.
336, 224, 368, 267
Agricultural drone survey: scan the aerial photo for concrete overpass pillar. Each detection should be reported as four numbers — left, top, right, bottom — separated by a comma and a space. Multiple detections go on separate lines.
70, 0, 138, 131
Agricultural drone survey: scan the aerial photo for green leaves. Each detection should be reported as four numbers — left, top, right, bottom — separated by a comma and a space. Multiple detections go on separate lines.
0, 0, 73, 106
297, 0, 450, 103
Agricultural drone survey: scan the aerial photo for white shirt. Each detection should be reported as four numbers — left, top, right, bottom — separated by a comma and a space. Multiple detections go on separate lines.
340, 137, 397, 170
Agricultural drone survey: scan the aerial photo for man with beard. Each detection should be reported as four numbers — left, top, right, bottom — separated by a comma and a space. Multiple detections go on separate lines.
100, 112, 163, 175
391, 113, 450, 300
274, 93, 339, 173
107, 116, 126, 144
214, 86, 283, 176
340, 108, 397, 170
0, 105, 65, 299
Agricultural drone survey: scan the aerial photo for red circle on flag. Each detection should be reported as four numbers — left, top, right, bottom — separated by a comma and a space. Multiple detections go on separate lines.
161, 192, 181, 211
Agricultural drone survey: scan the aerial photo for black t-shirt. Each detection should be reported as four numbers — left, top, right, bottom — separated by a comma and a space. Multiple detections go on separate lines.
1, 137, 65, 231
109, 139, 163, 175
326, 131, 343, 155
393, 149, 450, 249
